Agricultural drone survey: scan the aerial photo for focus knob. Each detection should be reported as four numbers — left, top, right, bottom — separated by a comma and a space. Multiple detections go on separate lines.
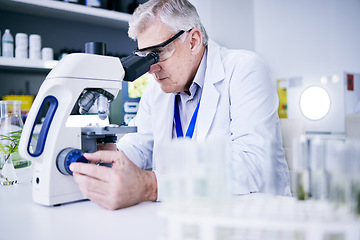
56, 148, 88, 175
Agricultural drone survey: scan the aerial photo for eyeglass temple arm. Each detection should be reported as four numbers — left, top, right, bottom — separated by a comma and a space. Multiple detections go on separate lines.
136, 30, 185, 52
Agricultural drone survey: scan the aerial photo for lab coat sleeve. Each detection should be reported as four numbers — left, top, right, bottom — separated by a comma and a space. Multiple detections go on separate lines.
228, 52, 286, 194
116, 84, 154, 170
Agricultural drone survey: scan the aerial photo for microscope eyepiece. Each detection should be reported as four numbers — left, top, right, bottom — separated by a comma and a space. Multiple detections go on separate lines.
85, 42, 106, 55
145, 51, 160, 65
121, 52, 160, 82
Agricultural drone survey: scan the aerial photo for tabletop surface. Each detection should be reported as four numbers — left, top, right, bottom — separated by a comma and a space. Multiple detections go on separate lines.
0, 167, 163, 240
2, 166, 360, 240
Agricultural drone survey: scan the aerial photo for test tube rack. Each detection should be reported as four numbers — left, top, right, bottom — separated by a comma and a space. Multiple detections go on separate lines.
158, 194, 360, 240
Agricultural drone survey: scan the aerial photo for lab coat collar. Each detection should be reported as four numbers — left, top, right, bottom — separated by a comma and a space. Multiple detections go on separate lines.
196, 40, 226, 141
204, 40, 226, 84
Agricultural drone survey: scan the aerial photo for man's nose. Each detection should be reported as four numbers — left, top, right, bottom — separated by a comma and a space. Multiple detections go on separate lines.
148, 63, 161, 74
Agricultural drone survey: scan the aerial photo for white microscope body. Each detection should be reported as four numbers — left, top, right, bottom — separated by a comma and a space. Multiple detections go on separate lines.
18, 47, 158, 206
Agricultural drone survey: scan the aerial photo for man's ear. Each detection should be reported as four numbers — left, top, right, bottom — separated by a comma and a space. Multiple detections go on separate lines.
189, 28, 203, 55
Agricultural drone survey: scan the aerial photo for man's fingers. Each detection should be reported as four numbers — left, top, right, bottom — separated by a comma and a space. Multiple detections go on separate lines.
73, 172, 106, 194
83, 150, 119, 164
72, 172, 116, 209
70, 162, 113, 182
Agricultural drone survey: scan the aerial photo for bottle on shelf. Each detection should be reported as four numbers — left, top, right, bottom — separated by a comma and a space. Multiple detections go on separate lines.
42, 47, 54, 61
2, 29, 14, 58
29, 34, 41, 60
15, 33, 28, 59
86, 0, 101, 8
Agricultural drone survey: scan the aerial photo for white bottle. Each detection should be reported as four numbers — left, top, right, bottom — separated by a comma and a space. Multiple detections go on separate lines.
41, 47, 53, 61
29, 34, 41, 60
2, 29, 14, 58
15, 33, 28, 59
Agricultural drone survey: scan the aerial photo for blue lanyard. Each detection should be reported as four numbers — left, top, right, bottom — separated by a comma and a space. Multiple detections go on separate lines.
174, 94, 201, 138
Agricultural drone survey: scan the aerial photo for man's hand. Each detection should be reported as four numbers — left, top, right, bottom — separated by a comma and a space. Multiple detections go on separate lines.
70, 151, 157, 210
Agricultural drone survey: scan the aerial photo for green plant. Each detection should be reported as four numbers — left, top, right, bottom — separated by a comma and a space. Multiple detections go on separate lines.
0, 129, 22, 163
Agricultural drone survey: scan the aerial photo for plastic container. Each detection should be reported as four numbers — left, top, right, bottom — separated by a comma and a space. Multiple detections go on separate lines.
29, 34, 41, 60
15, 33, 28, 49
15, 48, 27, 59
2, 29, 14, 58
29, 34, 41, 50
41, 47, 54, 61
15, 33, 28, 59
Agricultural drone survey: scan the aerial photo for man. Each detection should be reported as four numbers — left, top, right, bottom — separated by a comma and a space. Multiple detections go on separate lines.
70, 0, 291, 210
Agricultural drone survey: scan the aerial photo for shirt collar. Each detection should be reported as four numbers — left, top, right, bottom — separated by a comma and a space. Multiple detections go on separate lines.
179, 47, 207, 100
191, 47, 207, 93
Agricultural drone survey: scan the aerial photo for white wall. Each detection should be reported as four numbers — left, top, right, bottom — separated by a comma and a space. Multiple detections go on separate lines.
253, 0, 360, 80
190, 0, 254, 51
191, 0, 360, 81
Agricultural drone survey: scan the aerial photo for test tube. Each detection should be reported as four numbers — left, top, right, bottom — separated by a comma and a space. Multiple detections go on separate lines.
264, 138, 281, 196
309, 138, 327, 200
292, 135, 310, 200
326, 140, 348, 207
348, 140, 360, 216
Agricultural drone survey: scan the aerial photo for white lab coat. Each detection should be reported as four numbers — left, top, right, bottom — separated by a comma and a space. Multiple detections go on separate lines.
117, 40, 291, 197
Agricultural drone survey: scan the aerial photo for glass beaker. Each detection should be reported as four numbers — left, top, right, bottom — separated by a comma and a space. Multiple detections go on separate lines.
0, 101, 24, 185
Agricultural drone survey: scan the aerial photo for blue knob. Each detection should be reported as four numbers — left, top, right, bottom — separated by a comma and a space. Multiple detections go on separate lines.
57, 148, 88, 175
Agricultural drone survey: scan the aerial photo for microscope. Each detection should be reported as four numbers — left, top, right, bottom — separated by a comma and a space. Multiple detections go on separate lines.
18, 42, 159, 206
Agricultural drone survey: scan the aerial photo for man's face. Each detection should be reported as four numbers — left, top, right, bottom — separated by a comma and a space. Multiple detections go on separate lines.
137, 21, 195, 93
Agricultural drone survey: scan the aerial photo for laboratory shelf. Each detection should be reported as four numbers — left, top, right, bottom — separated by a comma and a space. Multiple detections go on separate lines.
0, 57, 58, 72
0, 0, 132, 29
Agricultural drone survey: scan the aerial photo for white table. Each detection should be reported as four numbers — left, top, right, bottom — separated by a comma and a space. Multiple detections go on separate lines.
0, 167, 162, 240
2, 167, 360, 240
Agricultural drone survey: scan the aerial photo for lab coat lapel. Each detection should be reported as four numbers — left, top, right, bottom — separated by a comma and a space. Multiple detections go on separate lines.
196, 41, 225, 141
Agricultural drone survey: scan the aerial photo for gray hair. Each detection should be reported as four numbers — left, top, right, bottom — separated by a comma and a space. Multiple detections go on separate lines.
128, 0, 208, 47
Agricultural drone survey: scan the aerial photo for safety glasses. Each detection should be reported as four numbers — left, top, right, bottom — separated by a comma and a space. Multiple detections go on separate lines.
134, 30, 186, 62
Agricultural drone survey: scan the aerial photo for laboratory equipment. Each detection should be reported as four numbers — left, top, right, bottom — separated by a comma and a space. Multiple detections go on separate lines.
18, 42, 159, 206
159, 136, 360, 240
0, 100, 23, 185
292, 135, 310, 200
286, 74, 345, 135
157, 137, 232, 213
